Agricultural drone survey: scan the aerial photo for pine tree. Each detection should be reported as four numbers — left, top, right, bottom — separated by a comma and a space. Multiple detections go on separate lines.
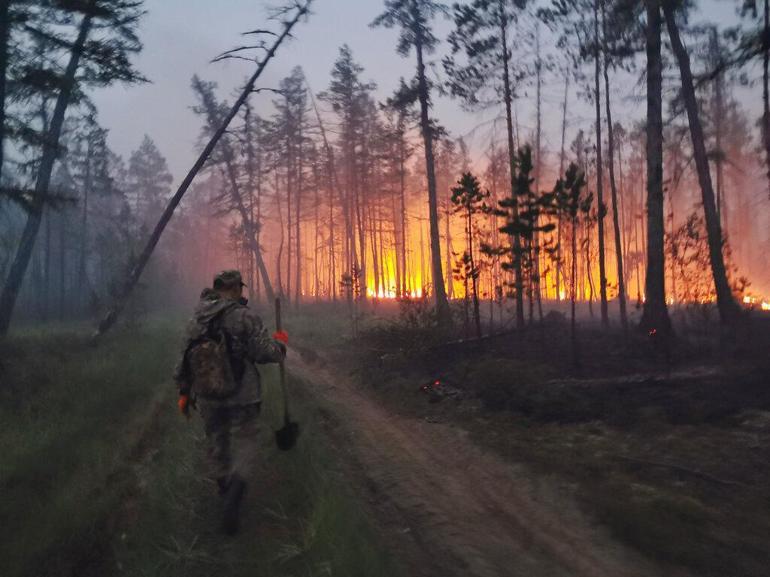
125, 135, 172, 232
372, 0, 452, 328
0, 0, 145, 336
445, 0, 527, 328
552, 163, 590, 367
451, 172, 489, 338
319, 45, 376, 302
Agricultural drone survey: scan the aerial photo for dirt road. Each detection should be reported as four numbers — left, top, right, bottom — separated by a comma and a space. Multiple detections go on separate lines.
288, 347, 661, 577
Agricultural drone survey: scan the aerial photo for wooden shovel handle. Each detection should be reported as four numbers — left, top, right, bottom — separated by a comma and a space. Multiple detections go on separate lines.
275, 297, 283, 332
274, 298, 289, 421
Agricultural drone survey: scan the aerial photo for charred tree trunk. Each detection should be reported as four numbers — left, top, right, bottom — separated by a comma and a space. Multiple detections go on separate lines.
663, 2, 740, 326
468, 207, 481, 338
571, 201, 580, 368
602, 3, 628, 335
413, 36, 450, 322
557, 74, 569, 301
534, 24, 544, 320
639, 0, 672, 335
594, 0, 609, 327
500, 1, 524, 328
444, 195, 454, 299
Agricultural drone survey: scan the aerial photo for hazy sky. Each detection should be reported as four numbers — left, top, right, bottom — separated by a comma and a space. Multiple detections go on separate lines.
91, 0, 754, 183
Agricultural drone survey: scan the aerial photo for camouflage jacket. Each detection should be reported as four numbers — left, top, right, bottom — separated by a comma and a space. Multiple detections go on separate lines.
174, 289, 285, 407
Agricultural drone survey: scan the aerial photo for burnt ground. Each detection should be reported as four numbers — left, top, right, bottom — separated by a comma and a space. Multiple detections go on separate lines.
294, 312, 770, 577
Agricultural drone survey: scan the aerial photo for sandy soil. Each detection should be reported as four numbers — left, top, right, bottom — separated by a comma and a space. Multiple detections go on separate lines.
288, 347, 663, 577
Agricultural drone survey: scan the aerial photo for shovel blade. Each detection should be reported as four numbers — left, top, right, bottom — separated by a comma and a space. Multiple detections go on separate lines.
275, 420, 299, 451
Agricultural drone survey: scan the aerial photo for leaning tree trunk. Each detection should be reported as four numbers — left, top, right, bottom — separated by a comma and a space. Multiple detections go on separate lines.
602, 3, 629, 336
0, 9, 93, 337
663, 2, 740, 326
93, 1, 310, 338
594, 0, 609, 327
639, 0, 672, 335
415, 30, 451, 326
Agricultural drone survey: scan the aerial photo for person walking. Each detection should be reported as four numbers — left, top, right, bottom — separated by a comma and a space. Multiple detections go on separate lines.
174, 270, 288, 534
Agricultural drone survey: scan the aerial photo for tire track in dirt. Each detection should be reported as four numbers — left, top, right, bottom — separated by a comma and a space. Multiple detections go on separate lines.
288, 347, 661, 577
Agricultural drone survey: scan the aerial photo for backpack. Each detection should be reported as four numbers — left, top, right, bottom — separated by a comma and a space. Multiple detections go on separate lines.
186, 306, 240, 399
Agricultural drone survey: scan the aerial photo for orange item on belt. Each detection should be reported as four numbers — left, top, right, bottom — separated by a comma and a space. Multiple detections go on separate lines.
178, 394, 190, 416
273, 330, 289, 345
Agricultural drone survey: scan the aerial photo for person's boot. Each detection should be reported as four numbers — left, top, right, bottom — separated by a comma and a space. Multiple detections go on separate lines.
222, 473, 246, 535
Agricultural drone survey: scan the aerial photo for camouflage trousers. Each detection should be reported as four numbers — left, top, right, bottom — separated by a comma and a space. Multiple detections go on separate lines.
198, 401, 261, 487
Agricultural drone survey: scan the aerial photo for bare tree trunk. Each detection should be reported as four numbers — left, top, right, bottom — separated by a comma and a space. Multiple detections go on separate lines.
276, 182, 285, 297
764, 0, 770, 200
571, 207, 580, 368
307, 83, 338, 302
286, 122, 293, 306
59, 211, 66, 320
468, 208, 481, 338
639, 0, 672, 335
602, 3, 628, 335
78, 137, 92, 315
499, 1, 524, 328
663, 2, 740, 326
413, 29, 450, 325
392, 183, 402, 297
93, 3, 310, 337
43, 208, 51, 321
710, 28, 726, 231
222, 157, 274, 306
354, 173, 367, 301
399, 126, 408, 296
557, 73, 569, 300
534, 23, 544, 321
313, 162, 320, 301
585, 219, 595, 318
295, 120, 303, 307
594, 0, 609, 327
444, 195, 454, 299
0, 9, 93, 336
243, 101, 259, 303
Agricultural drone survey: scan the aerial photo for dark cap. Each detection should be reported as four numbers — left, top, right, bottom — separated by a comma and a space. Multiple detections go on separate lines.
213, 269, 246, 290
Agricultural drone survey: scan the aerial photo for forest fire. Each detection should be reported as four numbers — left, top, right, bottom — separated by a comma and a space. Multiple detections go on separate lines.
3, 2, 770, 577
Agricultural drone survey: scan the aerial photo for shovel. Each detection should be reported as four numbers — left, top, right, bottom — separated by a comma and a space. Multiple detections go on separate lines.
274, 298, 299, 451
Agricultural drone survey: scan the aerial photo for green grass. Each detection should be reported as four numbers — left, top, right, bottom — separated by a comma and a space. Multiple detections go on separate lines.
0, 318, 400, 577
0, 319, 181, 577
